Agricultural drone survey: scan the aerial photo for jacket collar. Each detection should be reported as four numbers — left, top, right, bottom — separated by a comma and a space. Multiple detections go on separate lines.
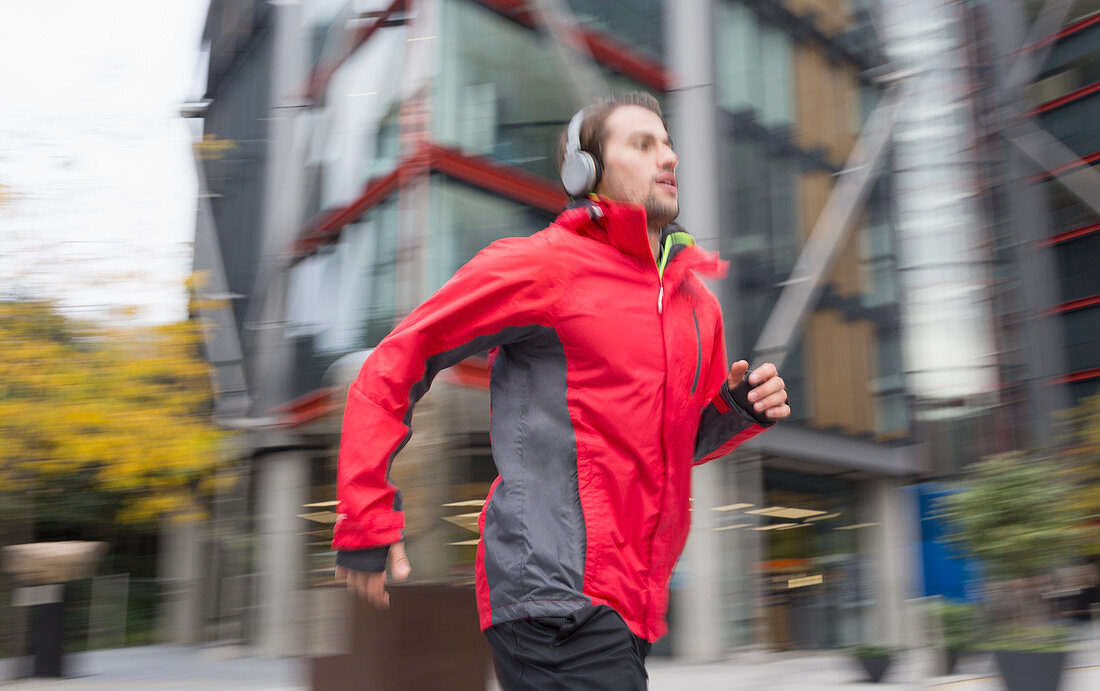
553, 195, 727, 284
555, 195, 653, 264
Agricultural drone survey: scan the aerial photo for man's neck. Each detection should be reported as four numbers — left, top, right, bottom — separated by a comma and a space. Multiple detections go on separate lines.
647, 226, 661, 261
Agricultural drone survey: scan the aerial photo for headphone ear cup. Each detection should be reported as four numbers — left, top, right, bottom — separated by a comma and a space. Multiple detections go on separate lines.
561, 150, 598, 198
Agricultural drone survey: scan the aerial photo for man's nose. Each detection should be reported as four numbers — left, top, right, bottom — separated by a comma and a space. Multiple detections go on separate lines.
659, 145, 678, 170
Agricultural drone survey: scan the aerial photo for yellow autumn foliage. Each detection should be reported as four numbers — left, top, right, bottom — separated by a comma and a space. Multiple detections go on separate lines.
0, 300, 229, 524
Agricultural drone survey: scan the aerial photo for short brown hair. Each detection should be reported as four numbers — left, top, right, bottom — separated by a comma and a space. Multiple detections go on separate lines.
555, 92, 666, 179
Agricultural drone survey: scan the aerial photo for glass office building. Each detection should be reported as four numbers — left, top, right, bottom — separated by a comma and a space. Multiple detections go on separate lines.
280, 0, 921, 652
1029, 9, 1100, 404
190, 0, 1072, 655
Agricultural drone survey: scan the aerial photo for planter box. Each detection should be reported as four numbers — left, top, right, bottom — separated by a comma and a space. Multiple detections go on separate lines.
855, 655, 892, 683
939, 649, 960, 676
994, 650, 1067, 691
311, 584, 491, 691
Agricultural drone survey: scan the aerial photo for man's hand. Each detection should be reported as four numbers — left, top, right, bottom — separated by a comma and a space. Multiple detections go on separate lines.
727, 360, 790, 420
334, 541, 412, 608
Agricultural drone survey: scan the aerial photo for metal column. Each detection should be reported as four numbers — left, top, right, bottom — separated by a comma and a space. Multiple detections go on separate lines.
667, 0, 726, 660
249, 0, 310, 656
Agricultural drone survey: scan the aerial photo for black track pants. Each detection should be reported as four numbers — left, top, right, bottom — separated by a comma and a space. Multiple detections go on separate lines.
485, 604, 652, 691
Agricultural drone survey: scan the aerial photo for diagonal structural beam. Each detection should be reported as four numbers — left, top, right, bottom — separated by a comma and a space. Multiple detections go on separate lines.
1006, 118, 1100, 218
1004, 0, 1078, 95
751, 86, 904, 371
528, 0, 609, 106
190, 148, 252, 420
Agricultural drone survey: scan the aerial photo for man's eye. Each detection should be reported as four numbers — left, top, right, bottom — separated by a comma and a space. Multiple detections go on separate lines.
635, 140, 649, 150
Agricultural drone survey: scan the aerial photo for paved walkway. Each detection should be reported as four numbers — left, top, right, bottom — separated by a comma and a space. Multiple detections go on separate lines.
2, 642, 1098, 690
646, 647, 1100, 690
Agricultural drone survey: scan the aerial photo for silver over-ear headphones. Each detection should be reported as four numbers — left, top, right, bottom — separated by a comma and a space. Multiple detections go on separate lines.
560, 107, 600, 198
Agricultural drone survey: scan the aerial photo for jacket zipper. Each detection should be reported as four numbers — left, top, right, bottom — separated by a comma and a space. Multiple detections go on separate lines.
650, 240, 668, 631
691, 308, 701, 395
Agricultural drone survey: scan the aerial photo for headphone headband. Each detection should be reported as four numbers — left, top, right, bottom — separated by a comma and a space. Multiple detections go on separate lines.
566, 106, 587, 154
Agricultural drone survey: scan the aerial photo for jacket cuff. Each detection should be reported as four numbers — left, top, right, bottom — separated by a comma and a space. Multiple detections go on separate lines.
336, 546, 390, 573
723, 379, 776, 427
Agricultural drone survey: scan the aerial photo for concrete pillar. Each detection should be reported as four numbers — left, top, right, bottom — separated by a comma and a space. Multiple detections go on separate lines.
674, 462, 725, 659
729, 450, 765, 648
248, 0, 305, 424
157, 517, 204, 645
862, 478, 921, 648
255, 450, 310, 657
667, 0, 726, 660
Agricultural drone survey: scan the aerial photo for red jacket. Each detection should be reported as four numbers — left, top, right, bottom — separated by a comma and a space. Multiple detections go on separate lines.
333, 196, 772, 641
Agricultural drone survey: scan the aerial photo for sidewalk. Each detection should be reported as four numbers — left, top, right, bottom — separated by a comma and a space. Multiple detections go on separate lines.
2, 642, 1098, 690
0, 646, 304, 690
646, 646, 1100, 690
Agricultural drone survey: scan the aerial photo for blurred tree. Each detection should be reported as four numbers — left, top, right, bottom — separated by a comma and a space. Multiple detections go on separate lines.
938, 451, 1085, 646
939, 452, 1080, 580
1062, 393, 1100, 557
0, 300, 227, 532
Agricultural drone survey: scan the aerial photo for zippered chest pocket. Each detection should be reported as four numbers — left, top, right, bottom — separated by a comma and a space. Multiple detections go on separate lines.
690, 308, 702, 395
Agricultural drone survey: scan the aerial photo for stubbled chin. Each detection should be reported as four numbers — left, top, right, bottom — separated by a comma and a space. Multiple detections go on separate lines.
645, 199, 679, 227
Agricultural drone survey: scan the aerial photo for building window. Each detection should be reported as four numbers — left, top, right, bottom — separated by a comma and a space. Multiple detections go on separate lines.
434, 0, 653, 182
1044, 175, 1100, 235
302, 12, 407, 217
286, 195, 400, 390
1055, 232, 1100, 303
426, 176, 555, 295
564, 0, 664, 62
1063, 304, 1100, 374
715, 1, 795, 128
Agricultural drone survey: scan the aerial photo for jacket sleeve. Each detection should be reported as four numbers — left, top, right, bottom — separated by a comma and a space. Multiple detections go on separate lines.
693, 310, 775, 465
332, 235, 562, 566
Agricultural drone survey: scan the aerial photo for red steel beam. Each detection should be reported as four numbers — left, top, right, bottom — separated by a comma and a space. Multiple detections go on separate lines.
1054, 367, 1100, 385
1029, 149, 1100, 182
1046, 294, 1100, 315
470, 0, 669, 91
302, 0, 408, 103
427, 142, 567, 213
1037, 220, 1100, 247
302, 0, 669, 100
1026, 10, 1100, 54
1030, 80, 1100, 116
577, 27, 668, 92
293, 143, 566, 258
294, 166, 403, 256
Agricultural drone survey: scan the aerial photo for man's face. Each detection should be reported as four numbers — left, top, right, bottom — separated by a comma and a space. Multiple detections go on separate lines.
594, 105, 679, 229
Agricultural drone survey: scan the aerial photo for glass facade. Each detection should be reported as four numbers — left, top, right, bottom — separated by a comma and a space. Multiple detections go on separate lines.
301, 6, 406, 221
715, 2, 794, 128
721, 136, 800, 276
757, 469, 868, 650
286, 195, 400, 393
426, 176, 555, 293
565, 0, 664, 62
434, 0, 649, 182
882, 0, 1001, 408
1038, 24, 1100, 403
1044, 176, 1100, 234
1056, 233, 1100, 303
1063, 306, 1100, 376
715, 0, 908, 438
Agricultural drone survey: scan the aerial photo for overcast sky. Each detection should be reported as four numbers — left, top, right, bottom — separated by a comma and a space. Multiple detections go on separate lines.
0, 0, 211, 324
